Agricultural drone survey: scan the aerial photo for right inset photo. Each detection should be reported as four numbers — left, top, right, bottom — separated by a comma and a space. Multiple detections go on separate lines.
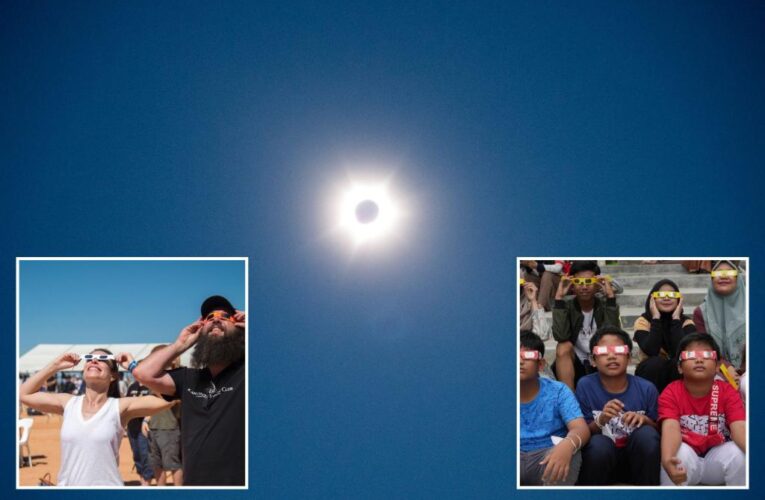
517, 258, 748, 489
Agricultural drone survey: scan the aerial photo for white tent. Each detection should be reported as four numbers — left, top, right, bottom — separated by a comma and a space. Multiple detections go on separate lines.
19, 344, 193, 374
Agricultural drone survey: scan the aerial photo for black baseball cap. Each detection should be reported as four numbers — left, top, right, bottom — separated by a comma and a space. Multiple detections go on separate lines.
201, 295, 236, 317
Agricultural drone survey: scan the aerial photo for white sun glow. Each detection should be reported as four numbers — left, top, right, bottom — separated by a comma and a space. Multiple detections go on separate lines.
337, 182, 402, 246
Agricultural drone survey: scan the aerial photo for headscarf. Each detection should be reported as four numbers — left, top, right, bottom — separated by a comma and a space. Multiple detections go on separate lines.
699, 261, 746, 369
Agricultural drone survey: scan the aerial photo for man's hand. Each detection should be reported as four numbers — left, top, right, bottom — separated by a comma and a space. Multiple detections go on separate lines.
598, 399, 624, 426
663, 457, 687, 485
116, 352, 135, 371
540, 441, 575, 484
622, 411, 646, 428
174, 320, 204, 352
52, 353, 81, 371
555, 275, 573, 300
672, 297, 684, 320
233, 310, 246, 330
598, 275, 615, 298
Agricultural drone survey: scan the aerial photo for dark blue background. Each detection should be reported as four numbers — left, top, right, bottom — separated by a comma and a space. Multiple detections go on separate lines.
2, 1, 763, 497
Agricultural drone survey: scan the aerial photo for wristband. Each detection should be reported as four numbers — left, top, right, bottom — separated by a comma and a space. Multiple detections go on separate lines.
564, 436, 578, 454
594, 414, 605, 429
127, 360, 138, 373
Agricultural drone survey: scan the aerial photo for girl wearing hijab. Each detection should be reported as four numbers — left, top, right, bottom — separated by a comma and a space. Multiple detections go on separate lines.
633, 279, 696, 392
20, 349, 175, 486
694, 260, 746, 372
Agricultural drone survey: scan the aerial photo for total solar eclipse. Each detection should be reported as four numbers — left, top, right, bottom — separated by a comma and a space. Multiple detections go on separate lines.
355, 200, 379, 224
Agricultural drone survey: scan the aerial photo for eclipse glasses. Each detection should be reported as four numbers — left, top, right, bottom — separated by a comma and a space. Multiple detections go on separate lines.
592, 345, 630, 356
204, 311, 235, 322
679, 350, 717, 361
520, 351, 542, 360
651, 291, 682, 299
711, 270, 738, 279
82, 354, 115, 361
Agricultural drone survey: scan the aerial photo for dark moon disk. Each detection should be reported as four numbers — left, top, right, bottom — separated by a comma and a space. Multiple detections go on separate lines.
355, 200, 379, 224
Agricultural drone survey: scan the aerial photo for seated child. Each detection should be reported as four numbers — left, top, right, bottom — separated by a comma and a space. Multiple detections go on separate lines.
659, 333, 746, 486
520, 331, 590, 486
575, 326, 660, 485
552, 260, 620, 390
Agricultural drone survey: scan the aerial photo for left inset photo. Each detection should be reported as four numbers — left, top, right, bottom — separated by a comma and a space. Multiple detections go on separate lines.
16, 258, 248, 488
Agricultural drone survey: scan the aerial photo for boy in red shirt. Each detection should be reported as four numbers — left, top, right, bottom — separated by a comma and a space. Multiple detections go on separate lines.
658, 333, 746, 486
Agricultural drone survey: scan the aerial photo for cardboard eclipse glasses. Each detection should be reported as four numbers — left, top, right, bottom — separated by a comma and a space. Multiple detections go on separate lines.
711, 270, 738, 279
592, 345, 630, 356
82, 354, 115, 361
680, 350, 717, 361
204, 311, 236, 322
568, 275, 611, 286
520, 351, 542, 360
652, 291, 682, 299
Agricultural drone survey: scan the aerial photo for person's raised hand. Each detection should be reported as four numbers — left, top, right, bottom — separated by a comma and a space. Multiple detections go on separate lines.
233, 310, 246, 330
672, 297, 684, 320
598, 275, 615, 298
175, 319, 204, 352
556, 275, 573, 300
115, 352, 135, 371
650, 297, 660, 319
52, 352, 81, 371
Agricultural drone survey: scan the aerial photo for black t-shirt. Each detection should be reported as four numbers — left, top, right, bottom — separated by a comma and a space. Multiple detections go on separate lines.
126, 381, 151, 436
168, 359, 245, 486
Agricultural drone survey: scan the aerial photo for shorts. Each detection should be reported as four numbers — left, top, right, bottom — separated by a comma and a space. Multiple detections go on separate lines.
148, 428, 182, 470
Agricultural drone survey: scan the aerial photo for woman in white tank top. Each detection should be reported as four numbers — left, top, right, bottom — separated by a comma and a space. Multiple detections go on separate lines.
20, 349, 176, 486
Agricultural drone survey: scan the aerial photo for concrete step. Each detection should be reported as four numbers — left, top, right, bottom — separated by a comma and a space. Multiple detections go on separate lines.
604, 263, 688, 274
614, 274, 715, 289
613, 287, 706, 307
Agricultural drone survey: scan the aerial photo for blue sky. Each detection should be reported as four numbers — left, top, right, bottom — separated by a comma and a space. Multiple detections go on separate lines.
3, 1, 764, 497
18, 260, 245, 354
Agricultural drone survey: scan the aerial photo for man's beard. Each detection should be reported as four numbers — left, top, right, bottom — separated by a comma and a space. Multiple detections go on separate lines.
191, 327, 245, 368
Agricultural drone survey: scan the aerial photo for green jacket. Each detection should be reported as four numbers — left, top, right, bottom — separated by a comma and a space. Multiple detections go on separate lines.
552, 296, 621, 344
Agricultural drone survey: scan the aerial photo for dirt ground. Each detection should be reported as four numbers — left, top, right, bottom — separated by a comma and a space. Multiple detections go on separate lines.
19, 413, 177, 487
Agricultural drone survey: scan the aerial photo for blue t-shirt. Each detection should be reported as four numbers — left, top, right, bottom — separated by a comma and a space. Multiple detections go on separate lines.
520, 377, 583, 452
575, 373, 659, 448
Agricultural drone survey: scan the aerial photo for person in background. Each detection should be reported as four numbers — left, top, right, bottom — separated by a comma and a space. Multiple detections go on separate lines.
693, 260, 746, 376
552, 261, 620, 390
145, 344, 183, 486
633, 279, 696, 393
126, 360, 154, 486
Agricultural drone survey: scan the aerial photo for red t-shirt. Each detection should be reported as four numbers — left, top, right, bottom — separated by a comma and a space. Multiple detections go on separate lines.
658, 380, 745, 455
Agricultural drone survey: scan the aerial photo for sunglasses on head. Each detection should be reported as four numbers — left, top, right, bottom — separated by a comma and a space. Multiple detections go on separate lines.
711, 270, 738, 279
592, 345, 630, 356
82, 354, 115, 361
204, 311, 235, 322
652, 291, 682, 299
520, 351, 542, 360
680, 350, 717, 361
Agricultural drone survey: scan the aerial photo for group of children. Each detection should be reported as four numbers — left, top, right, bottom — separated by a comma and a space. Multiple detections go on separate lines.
519, 260, 747, 487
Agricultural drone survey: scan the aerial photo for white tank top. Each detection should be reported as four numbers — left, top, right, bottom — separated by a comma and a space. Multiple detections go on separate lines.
58, 395, 124, 486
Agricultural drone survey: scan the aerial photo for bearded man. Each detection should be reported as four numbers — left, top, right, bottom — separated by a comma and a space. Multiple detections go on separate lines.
134, 295, 246, 486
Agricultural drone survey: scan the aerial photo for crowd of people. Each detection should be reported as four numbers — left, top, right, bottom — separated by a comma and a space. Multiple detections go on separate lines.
19, 295, 246, 487
519, 260, 747, 487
